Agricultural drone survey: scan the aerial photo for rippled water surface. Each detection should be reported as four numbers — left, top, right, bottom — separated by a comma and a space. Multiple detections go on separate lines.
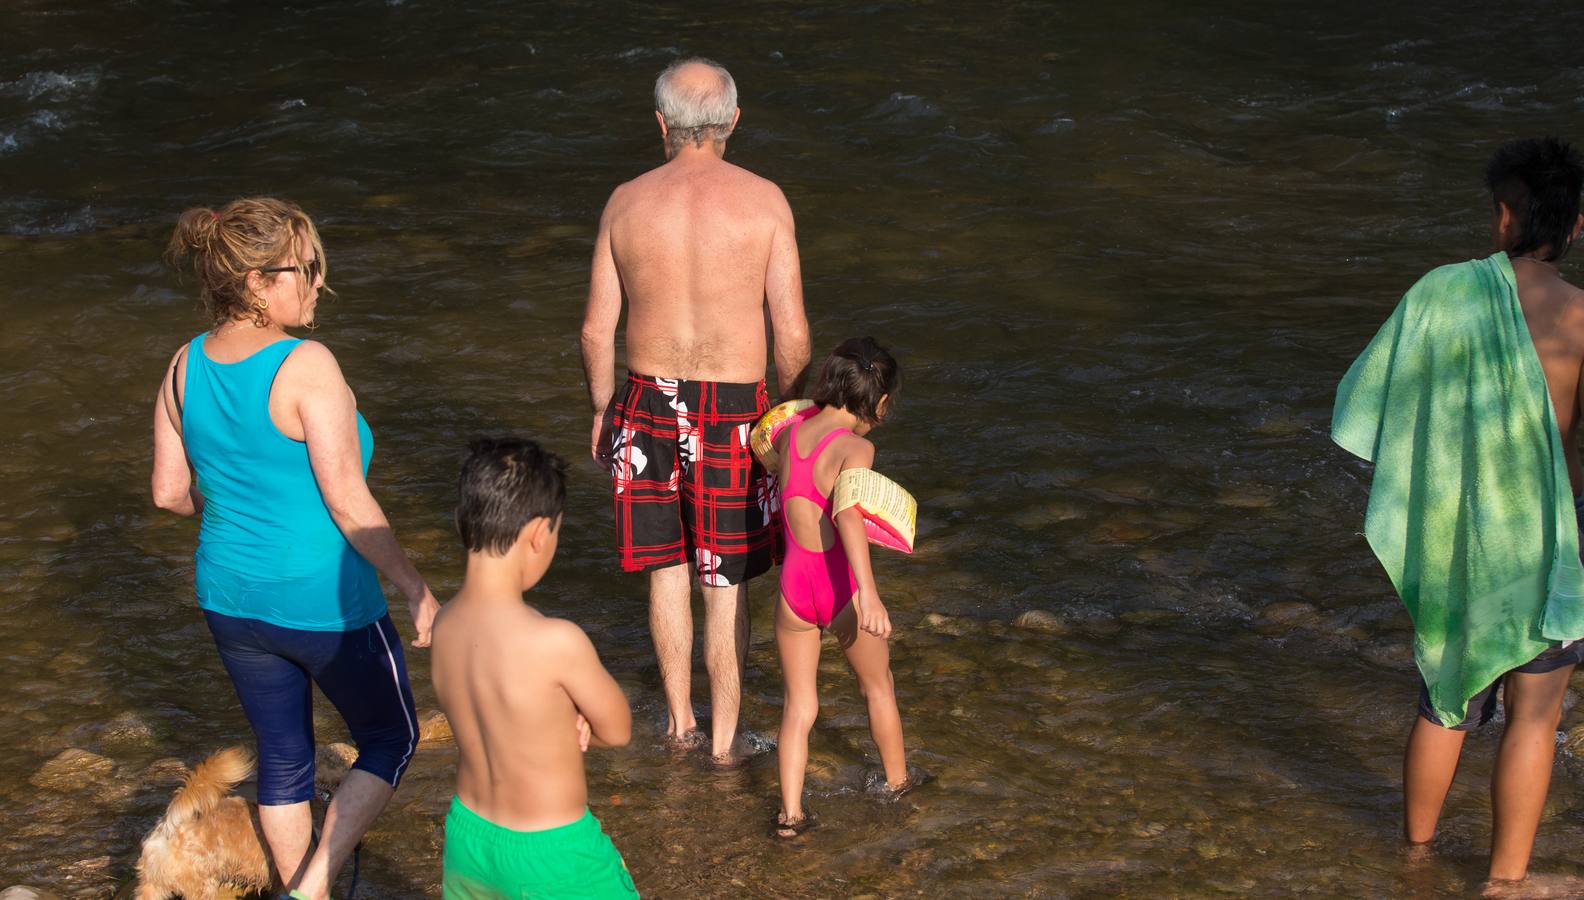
7, 1, 1584, 896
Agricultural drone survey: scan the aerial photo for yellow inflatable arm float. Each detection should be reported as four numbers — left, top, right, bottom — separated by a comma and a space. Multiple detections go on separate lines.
750, 399, 815, 470
833, 468, 916, 554
751, 402, 918, 553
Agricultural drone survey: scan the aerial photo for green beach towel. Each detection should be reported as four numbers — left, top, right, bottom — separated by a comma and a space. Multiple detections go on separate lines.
1332, 251, 1584, 726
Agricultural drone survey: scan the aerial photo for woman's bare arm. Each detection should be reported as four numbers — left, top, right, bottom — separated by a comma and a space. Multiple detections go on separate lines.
289, 341, 440, 646
151, 346, 201, 516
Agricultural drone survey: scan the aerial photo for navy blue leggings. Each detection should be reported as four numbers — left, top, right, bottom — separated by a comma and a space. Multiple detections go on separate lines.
205, 610, 418, 805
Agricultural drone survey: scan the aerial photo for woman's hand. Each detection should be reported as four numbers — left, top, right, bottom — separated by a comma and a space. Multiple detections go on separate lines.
408, 586, 440, 648
856, 587, 892, 640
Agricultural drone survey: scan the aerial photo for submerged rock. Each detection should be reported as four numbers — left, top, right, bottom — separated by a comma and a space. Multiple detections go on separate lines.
98, 710, 157, 750
1, 887, 65, 899
419, 709, 453, 744
919, 612, 976, 637
1254, 601, 1320, 635
1565, 724, 1584, 757
141, 756, 188, 785
1014, 610, 1065, 634
29, 748, 114, 790
315, 742, 358, 795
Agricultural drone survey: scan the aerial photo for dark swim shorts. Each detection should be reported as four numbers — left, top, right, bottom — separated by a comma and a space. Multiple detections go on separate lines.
606, 373, 775, 586
1417, 495, 1584, 730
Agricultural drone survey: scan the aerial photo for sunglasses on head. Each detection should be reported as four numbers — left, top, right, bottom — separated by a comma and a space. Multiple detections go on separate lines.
259, 256, 321, 283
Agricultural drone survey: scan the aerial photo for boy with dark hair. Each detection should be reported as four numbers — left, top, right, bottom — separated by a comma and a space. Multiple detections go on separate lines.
1334, 137, 1584, 893
431, 438, 637, 899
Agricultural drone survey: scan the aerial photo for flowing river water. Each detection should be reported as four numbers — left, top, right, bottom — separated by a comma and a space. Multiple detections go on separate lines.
5, 1, 1584, 896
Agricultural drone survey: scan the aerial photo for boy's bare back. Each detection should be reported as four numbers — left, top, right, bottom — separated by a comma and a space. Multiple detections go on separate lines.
1513, 262, 1584, 491
431, 590, 626, 832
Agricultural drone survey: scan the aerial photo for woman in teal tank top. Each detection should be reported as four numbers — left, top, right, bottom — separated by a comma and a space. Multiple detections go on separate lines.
151, 198, 439, 900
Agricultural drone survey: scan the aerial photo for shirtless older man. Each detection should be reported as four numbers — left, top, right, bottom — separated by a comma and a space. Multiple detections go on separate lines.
581, 57, 811, 760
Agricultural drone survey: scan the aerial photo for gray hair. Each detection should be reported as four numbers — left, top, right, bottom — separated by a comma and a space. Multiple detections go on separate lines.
654, 57, 737, 150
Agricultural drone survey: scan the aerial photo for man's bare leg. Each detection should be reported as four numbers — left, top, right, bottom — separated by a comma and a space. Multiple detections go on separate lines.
702, 581, 749, 760
1404, 715, 1468, 844
649, 563, 698, 741
257, 801, 314, 889
1489, 666, 1574, 882
292, 770, 395, 900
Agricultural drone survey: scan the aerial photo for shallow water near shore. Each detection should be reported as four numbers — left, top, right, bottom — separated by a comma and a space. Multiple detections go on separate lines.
7, 1, 1584, 896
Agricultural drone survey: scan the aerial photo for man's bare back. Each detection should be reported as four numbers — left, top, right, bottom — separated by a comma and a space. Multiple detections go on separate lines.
585, 150, 807, 395
1512, 258, 1584, 491
603, 156, 797, 382
431, 594, 629, 832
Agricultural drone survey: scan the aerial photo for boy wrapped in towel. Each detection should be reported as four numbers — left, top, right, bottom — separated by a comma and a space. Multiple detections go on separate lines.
1332, 137, 1584, 890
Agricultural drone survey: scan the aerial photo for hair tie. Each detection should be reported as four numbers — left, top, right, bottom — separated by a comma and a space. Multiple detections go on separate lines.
210, 212, 220, 221
858, 357, 874, 372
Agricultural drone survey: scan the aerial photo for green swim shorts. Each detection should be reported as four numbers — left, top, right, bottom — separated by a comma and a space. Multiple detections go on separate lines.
442, 796, 639, 899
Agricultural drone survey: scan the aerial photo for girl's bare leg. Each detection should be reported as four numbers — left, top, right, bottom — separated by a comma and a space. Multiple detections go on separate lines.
832, 600, 907, 786
776, 595, 822, 823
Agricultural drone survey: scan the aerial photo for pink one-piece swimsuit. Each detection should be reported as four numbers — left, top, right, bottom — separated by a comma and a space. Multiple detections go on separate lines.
778, 418, 861, 628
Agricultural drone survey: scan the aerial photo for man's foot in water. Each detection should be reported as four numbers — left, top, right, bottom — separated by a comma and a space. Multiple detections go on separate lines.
663, 728, 707, 751
710, 731, 772, 768
1481, 872, 1584, 898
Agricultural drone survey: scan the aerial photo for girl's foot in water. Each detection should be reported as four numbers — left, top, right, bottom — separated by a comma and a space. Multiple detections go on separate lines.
864, 764, 933, 797
773, 810, 817, 839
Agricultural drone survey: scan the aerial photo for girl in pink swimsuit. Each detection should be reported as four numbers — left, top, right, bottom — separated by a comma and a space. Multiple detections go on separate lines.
773, 337, 921, 838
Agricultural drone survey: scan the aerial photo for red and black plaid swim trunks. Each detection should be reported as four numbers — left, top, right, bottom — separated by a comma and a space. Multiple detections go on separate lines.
605, 373, 776, 586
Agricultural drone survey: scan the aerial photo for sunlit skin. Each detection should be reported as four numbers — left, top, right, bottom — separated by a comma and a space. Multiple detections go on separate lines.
430, 513, 632, 833
1405, 203, 1584, 894
149, 227, 440, 900
579, 61, 812, 761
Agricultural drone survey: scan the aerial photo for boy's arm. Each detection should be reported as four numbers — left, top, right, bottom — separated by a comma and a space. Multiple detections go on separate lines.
552, 620, 632, 748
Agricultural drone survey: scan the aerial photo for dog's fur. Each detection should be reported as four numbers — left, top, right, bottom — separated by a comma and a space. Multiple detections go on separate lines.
133, 744, 357, 900
133, 746, 270, 900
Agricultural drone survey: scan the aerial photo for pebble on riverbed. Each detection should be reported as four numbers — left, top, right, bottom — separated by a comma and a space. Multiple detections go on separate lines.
28, 748, 114, 791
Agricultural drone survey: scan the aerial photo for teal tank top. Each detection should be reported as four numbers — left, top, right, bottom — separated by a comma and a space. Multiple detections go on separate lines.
181, 333, 387, 631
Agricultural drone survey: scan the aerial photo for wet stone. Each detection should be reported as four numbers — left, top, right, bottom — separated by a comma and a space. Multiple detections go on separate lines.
1565, 724, 1584, 757
142, 756, 188, 785
1014, 610, 1065, 634
418, 709, 453, 744
1076, 614, 1122, 638
1361, 638, 1413, 670
98, 710, 156, 750
29, 748, 114, 791
1254, 601, 1320, 635
919, 612, 976, 637
0, 887, 65, 899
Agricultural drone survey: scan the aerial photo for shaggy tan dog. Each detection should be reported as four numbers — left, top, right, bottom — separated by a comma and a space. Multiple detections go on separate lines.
133, 744, 357, 900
